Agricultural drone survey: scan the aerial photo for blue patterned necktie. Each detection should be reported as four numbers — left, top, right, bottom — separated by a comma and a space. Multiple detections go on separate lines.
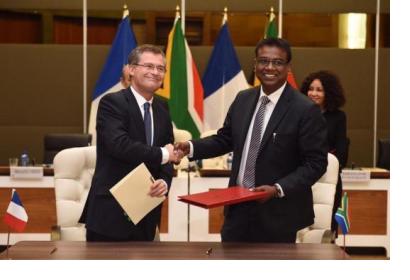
242, 96, 270, 188
143, 102, 152, 145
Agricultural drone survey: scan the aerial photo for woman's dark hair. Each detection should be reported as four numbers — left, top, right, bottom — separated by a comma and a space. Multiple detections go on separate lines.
300, 70, 346, 111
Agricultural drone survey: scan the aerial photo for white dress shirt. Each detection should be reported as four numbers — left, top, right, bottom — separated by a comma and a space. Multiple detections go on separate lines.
236, 83, 286, 189
189, 82, 287, 196
130, 86, 169, 164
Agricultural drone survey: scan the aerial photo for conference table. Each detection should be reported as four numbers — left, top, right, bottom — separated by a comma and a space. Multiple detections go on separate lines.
1, 241, 348, 260
0, 166, 389, 257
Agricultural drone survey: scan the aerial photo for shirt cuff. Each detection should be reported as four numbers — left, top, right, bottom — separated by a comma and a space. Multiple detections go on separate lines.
160, 147, 169, 164
274, 183, 285, 198
188, 141, 194, 158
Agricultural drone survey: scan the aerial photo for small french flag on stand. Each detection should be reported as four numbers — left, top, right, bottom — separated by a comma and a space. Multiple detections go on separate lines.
3, 189, 28, 232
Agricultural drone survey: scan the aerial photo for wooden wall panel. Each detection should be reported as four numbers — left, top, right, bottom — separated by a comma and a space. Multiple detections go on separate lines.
0, 187, 167, 234
209, 206, 224, 234
1, 10, 389, 47
208, 188, 224, 233
209, 13, 267, 46
283, 14, 339, 47
0, 11, 42, 43
53, 16, 82, 44
0, 188, 56, 233
209, 190, 388, 235
0, 45, 388, 167
88, 17, 118, 44
340, 190, 387, 235
53, 16, 117, 44
0, 0, 386, 14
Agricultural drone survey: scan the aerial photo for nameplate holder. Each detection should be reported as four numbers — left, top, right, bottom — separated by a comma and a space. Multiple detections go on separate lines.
10, 166, 44, 179
341, 169, 371, 182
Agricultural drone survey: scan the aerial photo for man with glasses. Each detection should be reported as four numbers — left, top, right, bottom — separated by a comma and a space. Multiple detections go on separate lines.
175, 38, 328, 243
80, 44, 179, 241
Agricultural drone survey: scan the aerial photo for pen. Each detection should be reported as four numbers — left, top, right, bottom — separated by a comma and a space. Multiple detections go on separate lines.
50, 247, 57, 255
150, 176, 155, 183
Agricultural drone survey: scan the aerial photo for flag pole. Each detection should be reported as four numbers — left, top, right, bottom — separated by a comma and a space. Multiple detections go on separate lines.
5, 189, 14, 259
5, 227, 11, 259
343, 234, 346, 250
343, 234, 347, 258
278, 0, 283, 38
82, 0, 88, 133
181, 0, 185, 34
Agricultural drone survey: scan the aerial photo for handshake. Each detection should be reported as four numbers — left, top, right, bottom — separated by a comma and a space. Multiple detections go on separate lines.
164, 142, 191, 164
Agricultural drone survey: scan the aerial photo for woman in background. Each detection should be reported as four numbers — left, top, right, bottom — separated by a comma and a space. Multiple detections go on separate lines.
300, 70, 348, 238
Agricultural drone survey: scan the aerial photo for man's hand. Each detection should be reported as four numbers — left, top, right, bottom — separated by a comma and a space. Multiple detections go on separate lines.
174, 142, 190, 158
165, 143, 181, 164
148, 179, 168, 197
253, 185, 279, 203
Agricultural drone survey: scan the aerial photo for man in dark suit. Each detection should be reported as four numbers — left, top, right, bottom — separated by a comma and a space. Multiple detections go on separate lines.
175, 38, 328, 243
79, 45, 179, 241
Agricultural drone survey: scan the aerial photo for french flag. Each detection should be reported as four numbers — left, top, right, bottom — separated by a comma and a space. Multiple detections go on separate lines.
88, 9, 137, 145
202, 22, 249, 131
3, 189, 28, 232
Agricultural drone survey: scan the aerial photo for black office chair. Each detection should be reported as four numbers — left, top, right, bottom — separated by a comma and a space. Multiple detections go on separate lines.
377, 138, 390, 170
43, 133, 92, 164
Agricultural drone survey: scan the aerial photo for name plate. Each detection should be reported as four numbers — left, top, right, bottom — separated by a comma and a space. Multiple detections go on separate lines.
10, 166, 44, 179
341, 169, 371, 182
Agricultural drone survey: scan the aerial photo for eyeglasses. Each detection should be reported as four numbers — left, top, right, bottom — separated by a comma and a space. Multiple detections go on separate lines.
256, 58, 288, 68
132, 63, 166, 74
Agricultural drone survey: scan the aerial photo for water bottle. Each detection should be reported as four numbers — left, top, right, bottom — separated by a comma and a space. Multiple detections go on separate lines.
20, 150, 30, 167
226, 152, 233, 170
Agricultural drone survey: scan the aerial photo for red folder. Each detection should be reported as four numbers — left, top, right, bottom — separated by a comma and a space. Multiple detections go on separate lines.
178, 186, 270, 209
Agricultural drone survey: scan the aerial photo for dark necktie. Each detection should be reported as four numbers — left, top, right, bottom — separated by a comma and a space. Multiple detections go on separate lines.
143, 102, 152, 145
242, 96, 270, 188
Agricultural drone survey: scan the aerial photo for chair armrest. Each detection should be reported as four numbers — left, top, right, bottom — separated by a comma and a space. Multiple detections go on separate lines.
321, 229, 334, 243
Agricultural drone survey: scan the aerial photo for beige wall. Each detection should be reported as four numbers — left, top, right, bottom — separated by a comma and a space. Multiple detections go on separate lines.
0, 0, 390, 166
0, 44, 389, 166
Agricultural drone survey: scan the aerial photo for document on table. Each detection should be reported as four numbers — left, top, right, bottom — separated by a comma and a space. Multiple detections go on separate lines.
110, 163, 165, 225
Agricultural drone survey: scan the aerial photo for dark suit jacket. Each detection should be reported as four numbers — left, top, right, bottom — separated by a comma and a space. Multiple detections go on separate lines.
79, 88, 174, 240
191, 84, 328, 237
323, 109, 348, 168
323, 109, 348, 233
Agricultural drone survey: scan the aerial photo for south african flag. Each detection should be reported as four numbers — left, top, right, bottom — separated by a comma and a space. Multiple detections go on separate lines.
335, 192, 350, 234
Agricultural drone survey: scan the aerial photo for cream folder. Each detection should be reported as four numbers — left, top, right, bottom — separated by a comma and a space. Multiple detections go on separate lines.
109, 163, 165, 225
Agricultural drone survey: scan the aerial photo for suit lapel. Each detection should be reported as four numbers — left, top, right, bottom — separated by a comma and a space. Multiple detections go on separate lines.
125, 88, 146, 139
152, 98, 160, 146
259, 84, 294, 150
